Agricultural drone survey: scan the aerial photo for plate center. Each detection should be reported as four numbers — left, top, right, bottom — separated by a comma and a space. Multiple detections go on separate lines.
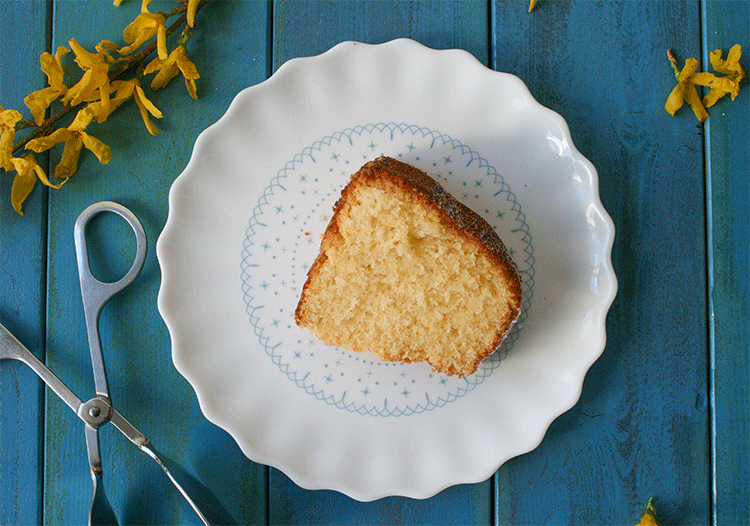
240, 123, 534, 417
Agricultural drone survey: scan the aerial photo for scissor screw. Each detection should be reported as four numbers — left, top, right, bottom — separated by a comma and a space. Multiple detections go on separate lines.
80, 397, 112, 427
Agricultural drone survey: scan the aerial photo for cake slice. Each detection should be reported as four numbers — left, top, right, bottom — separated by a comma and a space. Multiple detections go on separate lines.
294, 156, 522, 377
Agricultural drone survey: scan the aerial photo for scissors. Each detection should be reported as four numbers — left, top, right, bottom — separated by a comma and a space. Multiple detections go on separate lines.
0, 201, 234, 526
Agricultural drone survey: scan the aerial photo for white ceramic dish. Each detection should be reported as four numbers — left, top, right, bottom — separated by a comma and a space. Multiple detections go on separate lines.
157, 38, 617, 501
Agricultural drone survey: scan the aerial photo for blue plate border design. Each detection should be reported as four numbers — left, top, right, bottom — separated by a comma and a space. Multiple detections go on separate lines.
241, 123, 534, 417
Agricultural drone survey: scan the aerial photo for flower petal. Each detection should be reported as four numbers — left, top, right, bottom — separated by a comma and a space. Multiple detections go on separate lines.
26, 128, 74, 153
150, 62, 180, 90
157, 24, 168, 60
665, 84, 685, 116
121, 13, 165, 54
11, 166, 37, 215
185, 78, 198, 99
174, 45, 200, 80
40, 48, 68, 90
187, 0, 199, 27
0, 108, 23, 128
0, 128, 17, 170
68, 38, 100, 70
134, 82, 162, 118
11, 154, 64, 189
25, 87, 60, 125
133, 82, 162, 135
684, 83, 709, 122
69, 105, 98, 132
80, 132, 112, 164
55, 134, 83, 180
679, 57, 699, 81
133, 92, 160, 135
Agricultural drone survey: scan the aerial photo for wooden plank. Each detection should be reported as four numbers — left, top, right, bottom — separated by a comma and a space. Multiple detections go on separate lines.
273, 0, 490, 70
41, 1, 270, 524
491, 0, 710, 523
270, 1, 493, 524
0, 1, 51, 524
702, 1, 750, 524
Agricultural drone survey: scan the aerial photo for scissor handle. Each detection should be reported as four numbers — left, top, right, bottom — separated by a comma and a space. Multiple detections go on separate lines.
74, 201, 147, 398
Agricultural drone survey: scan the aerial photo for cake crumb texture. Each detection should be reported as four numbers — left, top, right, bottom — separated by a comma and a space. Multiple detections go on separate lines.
294, 156, 522, 377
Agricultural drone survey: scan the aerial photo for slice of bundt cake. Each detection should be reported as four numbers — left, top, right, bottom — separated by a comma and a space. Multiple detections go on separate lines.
294, 156, 522, 377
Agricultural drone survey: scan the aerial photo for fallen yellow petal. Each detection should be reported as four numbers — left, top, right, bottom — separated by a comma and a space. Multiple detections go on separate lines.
528, 0, 537, 12
680, 57, 699, 81
710, 44, 744, 78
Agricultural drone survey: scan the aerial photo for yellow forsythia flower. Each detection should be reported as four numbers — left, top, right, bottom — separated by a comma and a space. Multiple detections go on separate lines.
528, 0, 537, 12
110, 78, 163, 134
635, 498, 658, 526
665, 56, 709, 122
696, 44, 745, 108
120, 0, 168, 59
26, 105, 112, 181
24, 46, 70, 125
10, 154, 63, 215
62, 38, 114, 120
144, 44, 200, 99
0, 106, 23, 170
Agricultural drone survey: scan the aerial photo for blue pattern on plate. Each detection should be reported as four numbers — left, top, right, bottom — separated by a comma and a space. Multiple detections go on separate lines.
241, 123, 534, 417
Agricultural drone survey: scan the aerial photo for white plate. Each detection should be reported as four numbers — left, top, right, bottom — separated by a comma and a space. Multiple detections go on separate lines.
157, 39, 617, 501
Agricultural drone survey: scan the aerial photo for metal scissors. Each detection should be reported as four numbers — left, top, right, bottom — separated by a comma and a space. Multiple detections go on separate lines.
0, 201, 234, 526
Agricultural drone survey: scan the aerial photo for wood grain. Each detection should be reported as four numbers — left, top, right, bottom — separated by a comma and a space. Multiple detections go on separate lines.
0, 2, 51, 525
703, 2, 750, 525
492, 0, 711, 523
1, 0, 748, 524
39, 1, 271, 524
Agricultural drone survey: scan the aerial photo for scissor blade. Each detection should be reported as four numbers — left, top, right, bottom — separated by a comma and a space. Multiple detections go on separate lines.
108, 409, 235, 525
0, 323, 83, 415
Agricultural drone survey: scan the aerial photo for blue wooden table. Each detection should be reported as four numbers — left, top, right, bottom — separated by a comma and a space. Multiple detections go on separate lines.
1, 1, 748, 524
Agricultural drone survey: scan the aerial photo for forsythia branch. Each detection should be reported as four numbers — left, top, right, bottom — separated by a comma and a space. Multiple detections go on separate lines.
0, 0, 209, 215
